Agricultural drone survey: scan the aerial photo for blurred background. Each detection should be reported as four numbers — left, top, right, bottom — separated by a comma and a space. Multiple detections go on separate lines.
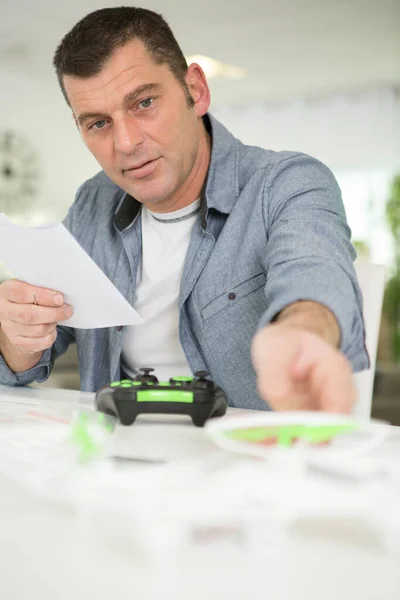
0, 0, 400, 419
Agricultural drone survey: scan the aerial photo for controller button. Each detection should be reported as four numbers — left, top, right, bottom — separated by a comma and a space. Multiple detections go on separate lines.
170, 377, 191, 385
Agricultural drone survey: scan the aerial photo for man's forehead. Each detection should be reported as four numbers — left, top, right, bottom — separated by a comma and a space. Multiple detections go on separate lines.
63, 44, 168, 107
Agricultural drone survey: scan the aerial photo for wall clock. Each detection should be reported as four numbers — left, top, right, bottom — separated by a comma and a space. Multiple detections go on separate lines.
0, 130, 41, 213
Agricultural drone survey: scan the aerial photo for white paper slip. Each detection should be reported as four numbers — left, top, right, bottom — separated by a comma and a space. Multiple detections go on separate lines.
0, 214, 143, 329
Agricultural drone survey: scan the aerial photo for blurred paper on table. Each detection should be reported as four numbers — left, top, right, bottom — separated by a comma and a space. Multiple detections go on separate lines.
0, 213, 143, 329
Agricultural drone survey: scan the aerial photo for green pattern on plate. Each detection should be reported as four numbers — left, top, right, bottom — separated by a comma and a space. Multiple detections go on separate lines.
224, 423, 358, 447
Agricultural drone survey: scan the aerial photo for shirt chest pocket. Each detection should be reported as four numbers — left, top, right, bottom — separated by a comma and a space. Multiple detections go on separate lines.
201, 272, 267, 321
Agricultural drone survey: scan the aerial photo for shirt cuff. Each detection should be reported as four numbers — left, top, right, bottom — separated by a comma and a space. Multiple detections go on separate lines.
0, 347, 53, 387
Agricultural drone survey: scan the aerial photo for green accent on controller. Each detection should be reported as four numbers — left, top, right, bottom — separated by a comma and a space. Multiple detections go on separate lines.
172, 376, 193, 382
137, 390, 194, 403
224, 423, 358, 447
110, 380, 155, 388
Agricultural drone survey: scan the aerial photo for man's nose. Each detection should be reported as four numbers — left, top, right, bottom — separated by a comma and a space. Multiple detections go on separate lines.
113, 118, 144, 154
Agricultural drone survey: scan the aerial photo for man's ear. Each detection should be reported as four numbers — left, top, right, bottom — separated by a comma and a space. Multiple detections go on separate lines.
185, 63, 211, 117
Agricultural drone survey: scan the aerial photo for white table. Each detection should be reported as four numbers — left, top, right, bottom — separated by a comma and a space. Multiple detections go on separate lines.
0, 385, 399, 600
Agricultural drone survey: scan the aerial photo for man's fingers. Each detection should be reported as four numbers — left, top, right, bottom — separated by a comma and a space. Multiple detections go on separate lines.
1, 280, 64, 307
314, 358, 356, 413
0, 281, 69, 358
6, 302, 73, 325
13, 330, 58, 353
291, 344, 356, 413
5, 322, 58, 339
257, 372, 317, 411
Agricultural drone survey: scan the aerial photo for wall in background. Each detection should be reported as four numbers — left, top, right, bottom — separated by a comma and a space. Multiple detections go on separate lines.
0, 68, 99, 224
212, 87, 400, 173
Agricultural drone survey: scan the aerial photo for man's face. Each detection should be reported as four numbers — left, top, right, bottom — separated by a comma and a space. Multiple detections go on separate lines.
63, 40, 210, 210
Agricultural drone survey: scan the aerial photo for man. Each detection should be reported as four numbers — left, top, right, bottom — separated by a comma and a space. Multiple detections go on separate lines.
0, 7, 368, 411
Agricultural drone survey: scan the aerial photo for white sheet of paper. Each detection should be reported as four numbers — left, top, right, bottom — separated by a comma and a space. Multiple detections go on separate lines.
0, 214, 143, 329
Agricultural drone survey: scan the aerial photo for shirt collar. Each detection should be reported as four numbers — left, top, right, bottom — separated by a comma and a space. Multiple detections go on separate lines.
113, 113, 239, 232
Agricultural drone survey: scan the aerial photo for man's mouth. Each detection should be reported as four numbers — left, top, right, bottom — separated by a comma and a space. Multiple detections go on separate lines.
123, 158, 160, 179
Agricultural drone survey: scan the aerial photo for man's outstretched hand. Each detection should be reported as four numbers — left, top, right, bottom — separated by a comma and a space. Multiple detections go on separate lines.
251, 322, 356, 413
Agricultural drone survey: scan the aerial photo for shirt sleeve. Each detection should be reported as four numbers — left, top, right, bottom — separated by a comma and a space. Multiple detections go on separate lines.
0, 324, 75, 386
258, 152, 369, 372
0, 347, 53, 387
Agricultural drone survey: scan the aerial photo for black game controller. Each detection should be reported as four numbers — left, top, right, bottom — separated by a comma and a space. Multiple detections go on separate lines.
95, 368, 228, 427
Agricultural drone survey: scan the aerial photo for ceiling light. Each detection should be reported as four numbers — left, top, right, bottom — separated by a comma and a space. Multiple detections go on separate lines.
185, 55, 246, 79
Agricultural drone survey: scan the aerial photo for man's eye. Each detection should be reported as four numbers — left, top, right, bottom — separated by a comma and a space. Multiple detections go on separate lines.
90, 120, 107, 130
139, 98, 154, 109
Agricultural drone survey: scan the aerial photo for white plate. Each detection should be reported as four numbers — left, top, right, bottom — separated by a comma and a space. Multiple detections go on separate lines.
205, 411, 390, 459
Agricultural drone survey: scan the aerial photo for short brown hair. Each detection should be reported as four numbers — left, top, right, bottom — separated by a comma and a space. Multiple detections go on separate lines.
53, 6, 194, 107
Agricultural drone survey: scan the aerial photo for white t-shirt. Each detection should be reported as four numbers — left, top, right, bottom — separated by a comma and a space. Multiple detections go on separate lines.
121, 199, 201, 381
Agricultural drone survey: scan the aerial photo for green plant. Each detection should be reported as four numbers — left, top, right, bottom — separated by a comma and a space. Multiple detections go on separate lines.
352, 239, 371, 261
383, 175, 400, 362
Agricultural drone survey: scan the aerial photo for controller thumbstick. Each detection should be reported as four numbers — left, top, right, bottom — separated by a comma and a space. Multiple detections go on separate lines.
140, 368, 154, 376
194, 370, 214, 389
134, 367, 159, 383
195, 370, 209, 379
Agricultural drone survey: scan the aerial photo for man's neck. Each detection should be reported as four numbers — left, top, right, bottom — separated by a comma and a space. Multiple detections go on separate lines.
149, 120, 211, 214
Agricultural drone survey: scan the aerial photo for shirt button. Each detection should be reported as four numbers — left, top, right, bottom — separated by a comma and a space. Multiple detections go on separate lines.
228, 292, 236, 300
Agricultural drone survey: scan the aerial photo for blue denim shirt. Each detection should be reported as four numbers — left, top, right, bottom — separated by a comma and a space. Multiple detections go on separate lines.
0, 115, 368, 409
